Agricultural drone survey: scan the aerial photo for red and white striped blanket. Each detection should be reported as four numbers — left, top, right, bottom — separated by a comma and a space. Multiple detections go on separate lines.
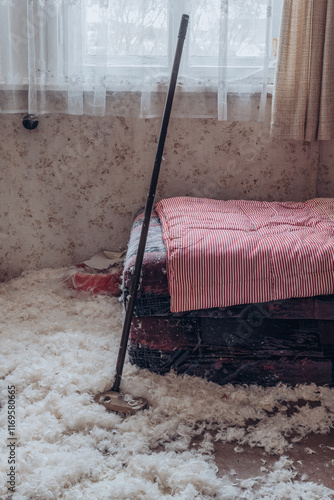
155, 197, 334, 313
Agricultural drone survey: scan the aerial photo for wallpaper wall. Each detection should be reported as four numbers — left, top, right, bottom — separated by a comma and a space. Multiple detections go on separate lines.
0, 99, 328, 280
318, 141, 334, 197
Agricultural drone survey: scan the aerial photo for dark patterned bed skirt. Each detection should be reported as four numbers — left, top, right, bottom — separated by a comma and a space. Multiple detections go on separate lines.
123, 210, 334, 386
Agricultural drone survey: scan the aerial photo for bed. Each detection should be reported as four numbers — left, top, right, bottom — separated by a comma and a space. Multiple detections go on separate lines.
123, 197, 334, 386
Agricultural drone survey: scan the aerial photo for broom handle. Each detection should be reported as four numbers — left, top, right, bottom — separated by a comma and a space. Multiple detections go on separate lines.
112, 14, 189, 392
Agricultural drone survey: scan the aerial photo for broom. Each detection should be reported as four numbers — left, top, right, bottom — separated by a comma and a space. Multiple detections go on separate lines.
95, 14, 189, 415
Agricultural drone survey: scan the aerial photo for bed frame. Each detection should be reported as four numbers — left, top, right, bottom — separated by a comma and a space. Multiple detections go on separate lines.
123, 210, 334, 386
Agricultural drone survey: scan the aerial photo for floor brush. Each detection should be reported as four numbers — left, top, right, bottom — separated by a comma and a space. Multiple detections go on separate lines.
94, 14, 189, 415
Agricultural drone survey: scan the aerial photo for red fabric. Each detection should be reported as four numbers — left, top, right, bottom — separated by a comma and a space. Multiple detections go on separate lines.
66, 265, 122, 296
155, 197, 334, 313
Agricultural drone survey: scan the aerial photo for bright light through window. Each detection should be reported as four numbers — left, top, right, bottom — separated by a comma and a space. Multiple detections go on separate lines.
84, 0, 283, 87
86, 1, 168, 59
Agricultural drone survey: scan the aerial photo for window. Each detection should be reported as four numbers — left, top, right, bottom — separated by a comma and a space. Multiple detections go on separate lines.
84, 0, 283, 91
0, 0, 283, 119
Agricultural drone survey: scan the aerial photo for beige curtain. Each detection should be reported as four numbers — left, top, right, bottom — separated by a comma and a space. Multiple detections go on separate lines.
271, 0, 334, 141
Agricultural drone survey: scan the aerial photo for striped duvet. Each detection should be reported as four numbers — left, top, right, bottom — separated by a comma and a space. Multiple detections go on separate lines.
155, 197, 334, 313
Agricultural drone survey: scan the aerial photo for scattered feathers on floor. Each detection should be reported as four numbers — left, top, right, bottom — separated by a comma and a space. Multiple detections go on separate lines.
0, 269, 333, 499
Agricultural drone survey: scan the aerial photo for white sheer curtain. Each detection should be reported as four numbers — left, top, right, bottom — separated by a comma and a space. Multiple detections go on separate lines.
0, 0, 277, 121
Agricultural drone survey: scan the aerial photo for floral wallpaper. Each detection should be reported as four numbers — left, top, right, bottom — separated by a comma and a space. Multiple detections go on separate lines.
0, 99, 326, 280
317, 141, 334, 198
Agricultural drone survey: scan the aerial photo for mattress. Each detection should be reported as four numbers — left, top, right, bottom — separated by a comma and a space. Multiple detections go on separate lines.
155, 197, 334, 312
123, 204, 334, 386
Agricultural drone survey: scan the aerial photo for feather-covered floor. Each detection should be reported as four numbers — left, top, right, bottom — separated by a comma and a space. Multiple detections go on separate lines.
0, 268, 334, 499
